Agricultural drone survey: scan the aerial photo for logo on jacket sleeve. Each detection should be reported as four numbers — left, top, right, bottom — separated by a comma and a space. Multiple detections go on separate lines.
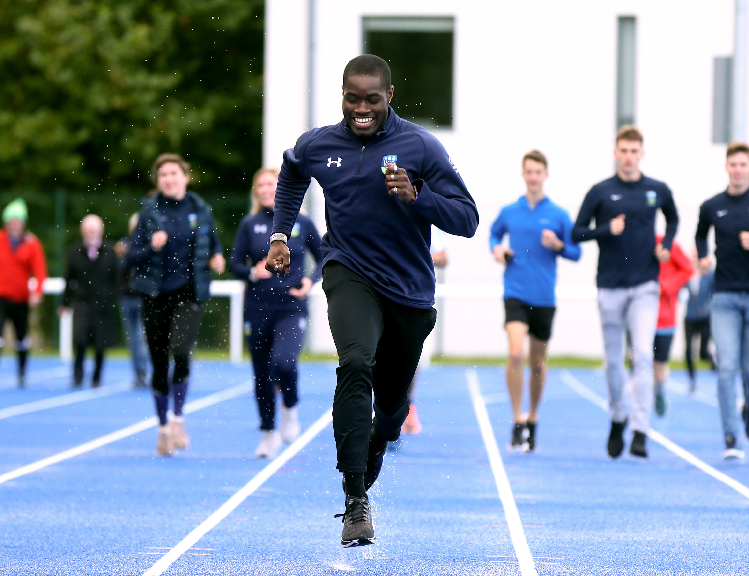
646, 190, 657, 206
381, 154, 398, 174
327, 157, 342, 167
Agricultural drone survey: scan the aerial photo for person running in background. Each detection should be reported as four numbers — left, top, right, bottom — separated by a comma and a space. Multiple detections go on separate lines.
0, 198, 47, 388
115, 213, 150, 389
230, 167, 322, 459
490, 150, 581, 453
60, 215, 118, 388
128, 153, 225, 457
265, 54, 478, 547
573, 126, 679, 459
652, 236, 693, 416
399, 225, 449, 438
695, 141, 749, 460
684, 250, 716, 393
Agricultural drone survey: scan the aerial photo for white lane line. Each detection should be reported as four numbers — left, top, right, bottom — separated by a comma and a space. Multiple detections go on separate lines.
0, 380, 132, 421
141, 407, 333, 576
666, 379, 718, 407
0, 365, 69, 389
0, 381, 254, 486
466, 369, 538, 576
561, 370, 749, 501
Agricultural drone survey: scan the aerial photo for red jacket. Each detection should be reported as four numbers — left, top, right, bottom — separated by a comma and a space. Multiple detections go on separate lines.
657, 235, 693, 330
0, 229, 48, 303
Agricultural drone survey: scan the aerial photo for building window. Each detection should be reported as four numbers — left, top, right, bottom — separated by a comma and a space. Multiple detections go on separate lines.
363, 16, 454, 129
713, 56, 733, 144
616, 16, 637, 129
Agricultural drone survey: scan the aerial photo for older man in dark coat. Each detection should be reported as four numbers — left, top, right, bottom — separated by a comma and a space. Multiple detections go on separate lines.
61, 214, 119, 388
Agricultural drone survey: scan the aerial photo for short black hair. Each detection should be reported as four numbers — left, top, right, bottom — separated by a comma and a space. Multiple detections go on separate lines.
343, 54, 392, 90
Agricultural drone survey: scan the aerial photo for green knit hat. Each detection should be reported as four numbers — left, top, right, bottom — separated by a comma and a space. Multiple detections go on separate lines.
2, 198, 28, 224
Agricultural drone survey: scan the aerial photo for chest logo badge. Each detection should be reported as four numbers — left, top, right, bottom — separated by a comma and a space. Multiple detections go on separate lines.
327, 157, 342, 168
610, 194, 622, 201
646, 190, 657, 206
717, 209, 728, 217
381, 154, 398, 174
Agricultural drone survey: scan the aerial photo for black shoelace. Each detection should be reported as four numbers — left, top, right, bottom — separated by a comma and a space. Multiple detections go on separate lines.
334, 497, 370, 524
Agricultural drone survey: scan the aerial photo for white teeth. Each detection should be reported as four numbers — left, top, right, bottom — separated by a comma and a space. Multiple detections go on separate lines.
354, 118, 373, 124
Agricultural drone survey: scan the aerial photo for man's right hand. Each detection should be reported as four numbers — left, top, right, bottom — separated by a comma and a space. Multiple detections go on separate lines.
266, 240, 290, 277
699, 256, 712, 274
151, 230, 168, 251
610, 214, 626, 236
492, 245, 514, 265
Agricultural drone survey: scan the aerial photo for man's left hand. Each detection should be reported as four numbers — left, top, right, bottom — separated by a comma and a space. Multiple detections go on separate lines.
740, 231, 749, 250
654, 244, 671, 262
289, 277, 313, 299
541, 229, 564, 252
385, 163, 417, 204
210, 253, 226, 274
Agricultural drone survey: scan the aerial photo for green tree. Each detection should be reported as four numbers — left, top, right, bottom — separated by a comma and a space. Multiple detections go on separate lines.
0, 0, 265, 348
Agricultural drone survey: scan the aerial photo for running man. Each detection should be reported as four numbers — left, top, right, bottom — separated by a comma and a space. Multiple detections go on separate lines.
695, 141, 749, 459
265, 54, 478, 546
0, 198, 47, 388
490, 150, 581, 453
573, 126, 679, 459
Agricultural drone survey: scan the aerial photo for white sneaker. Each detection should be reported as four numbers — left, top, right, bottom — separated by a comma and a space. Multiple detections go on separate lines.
723, 447, 745, 460
280, 405, 301, 443
156, 425, 174, 457
170, 419, 190, 450
255, 430, 282, 458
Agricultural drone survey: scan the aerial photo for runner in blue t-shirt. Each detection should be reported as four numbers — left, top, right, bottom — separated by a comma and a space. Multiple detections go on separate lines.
489, 150, 580, 453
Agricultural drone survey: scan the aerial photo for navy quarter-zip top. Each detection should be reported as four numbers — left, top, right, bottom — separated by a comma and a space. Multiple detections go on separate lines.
272, 108, 479, 308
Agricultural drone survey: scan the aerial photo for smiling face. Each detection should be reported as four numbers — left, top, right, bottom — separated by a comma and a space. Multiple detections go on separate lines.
255, 171, 278, 210
342, 74, 393, 139
157, 162, 190, 200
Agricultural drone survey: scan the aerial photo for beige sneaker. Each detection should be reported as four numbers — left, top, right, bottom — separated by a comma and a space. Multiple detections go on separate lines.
280, 405, 301, 443
170, 419, 190, 450
255, 430, 282, 458
156, 425, 174, 457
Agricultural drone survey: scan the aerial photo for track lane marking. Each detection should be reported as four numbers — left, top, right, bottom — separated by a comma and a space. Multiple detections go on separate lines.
561, 370, 749, 500
0, 381, 254, 486
0, 380, 132, 420
0, 365, 69, 389
141, 407, 333, 576
466, 369, 538, 576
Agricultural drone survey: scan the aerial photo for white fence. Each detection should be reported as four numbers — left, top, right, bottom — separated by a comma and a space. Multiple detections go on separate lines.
43, 279, 246, 364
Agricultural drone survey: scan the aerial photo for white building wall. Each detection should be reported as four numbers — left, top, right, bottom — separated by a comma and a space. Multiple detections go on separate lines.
264, 0, 742, 359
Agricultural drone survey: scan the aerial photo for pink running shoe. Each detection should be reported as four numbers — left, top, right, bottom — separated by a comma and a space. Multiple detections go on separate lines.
401, 403, 422, 435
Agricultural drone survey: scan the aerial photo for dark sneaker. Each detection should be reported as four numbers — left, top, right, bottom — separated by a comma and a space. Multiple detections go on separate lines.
654, 386, 667, 417
524, 421, 537, 453
629, 430, 648, 458
723, 435, 745, 460
364, 446, 386, 491
335, 495, 375, 547
607, 418, 628, 458
509, 422, 526, 450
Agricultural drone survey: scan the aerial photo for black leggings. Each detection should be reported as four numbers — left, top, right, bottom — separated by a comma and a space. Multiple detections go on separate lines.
247, 308, 307, 430
684, 318, 714, 380
0, 297, 30, 376
142, 286, 203, 396
323, 262, 436, 473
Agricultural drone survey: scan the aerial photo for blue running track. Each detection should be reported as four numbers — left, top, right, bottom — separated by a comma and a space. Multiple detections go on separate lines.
1, 358, 748, 575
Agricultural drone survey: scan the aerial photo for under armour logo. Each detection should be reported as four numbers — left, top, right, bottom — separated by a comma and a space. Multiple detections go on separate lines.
717, 209, 728, 217
611, 194, 622, 201
327, 157, 342, 168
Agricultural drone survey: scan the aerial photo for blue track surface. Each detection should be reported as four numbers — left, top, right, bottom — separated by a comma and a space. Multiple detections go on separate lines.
1, 358, 748, 575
